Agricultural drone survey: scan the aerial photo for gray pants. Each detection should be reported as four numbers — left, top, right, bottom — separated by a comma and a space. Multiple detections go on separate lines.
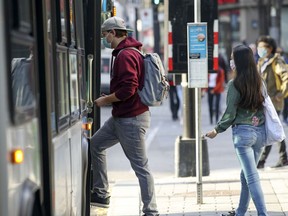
90, 111, 158, 215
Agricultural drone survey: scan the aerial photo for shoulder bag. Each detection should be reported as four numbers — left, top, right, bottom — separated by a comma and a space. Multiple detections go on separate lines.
262, 82, 286, 145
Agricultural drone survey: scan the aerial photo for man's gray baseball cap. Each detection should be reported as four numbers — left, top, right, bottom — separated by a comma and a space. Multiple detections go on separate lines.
101, 17, 133, 32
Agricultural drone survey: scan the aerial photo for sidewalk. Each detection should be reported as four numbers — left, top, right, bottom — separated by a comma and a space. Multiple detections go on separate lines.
91, 166, 288, 216
154, 167, 288, 216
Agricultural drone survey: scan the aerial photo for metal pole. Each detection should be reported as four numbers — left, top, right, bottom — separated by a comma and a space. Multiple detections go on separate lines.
163, 0, 168, 71
258, 0, 271, 36
194, 0, 203, 205
153, 3, 160, 54
269, 0, 282, 45
135, 7, 139, 40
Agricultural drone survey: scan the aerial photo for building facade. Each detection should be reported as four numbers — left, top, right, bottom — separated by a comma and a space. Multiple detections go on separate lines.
219, 0, 288, 61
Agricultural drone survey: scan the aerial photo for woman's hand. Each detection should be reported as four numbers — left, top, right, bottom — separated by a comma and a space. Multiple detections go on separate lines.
205, 129, 218, 139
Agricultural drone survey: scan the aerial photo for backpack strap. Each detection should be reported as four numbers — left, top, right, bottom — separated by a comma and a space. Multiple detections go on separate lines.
116, 47, 145, 90
117, 47, 145, 58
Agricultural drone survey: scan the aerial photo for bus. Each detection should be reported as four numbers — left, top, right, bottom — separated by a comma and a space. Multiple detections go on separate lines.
0, 0, 114, 215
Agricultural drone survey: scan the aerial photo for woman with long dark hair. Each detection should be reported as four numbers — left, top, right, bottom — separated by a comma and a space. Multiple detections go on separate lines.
206, 44, 269, 216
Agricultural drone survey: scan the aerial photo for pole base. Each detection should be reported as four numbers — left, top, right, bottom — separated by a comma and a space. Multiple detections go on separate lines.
175, 136, 210, 177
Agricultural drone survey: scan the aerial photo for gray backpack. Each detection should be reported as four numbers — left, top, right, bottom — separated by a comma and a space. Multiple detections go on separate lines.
117, 47, 170, 106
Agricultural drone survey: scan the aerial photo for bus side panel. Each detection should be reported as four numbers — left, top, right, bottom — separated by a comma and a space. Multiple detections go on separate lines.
53, 122, 83, 216
70, 122, 83, 215
53, 132, 72, 216
0, 2, 9, 215
6, 120, 41, 216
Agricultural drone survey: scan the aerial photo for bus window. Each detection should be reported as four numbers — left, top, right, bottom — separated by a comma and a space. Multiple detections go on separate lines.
58, 0, 68, 44
69, 0, 76, 45
10, 42, 37, 124
56, 49, 70, 129
69, 53, 79, 121
101, 0, 113, 23
56, 0, 77, 46
102, 0, 113, 12
78, 54, 86, 111
45, 0, 57, 133
12, 0, 32, 33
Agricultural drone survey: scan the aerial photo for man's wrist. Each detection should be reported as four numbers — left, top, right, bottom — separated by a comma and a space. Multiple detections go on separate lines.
104, 93, 120, 104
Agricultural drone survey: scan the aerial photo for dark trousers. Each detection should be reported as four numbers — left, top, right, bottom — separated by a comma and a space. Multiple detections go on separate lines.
169, 86, 180, 120
259, 140, 288, 163
283, 97, 288, 121
208, 87, 221, 124
259, 110, 288, 163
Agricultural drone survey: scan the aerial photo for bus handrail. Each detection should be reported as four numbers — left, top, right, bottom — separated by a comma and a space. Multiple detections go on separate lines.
87, 54, 94, 113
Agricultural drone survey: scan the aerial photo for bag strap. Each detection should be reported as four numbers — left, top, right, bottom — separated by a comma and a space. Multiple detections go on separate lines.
117, 47, 145, 58
262, 80, 268, 98
116, 47, 145, 90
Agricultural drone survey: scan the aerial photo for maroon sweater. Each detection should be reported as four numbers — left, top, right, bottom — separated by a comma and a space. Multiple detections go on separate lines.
110, 37, 148, 117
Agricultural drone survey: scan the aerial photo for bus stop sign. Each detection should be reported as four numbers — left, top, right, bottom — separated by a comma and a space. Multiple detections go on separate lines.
187, 23, 208, 88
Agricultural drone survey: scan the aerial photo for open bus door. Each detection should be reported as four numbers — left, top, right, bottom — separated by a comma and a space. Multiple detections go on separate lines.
84, 0, 115, 213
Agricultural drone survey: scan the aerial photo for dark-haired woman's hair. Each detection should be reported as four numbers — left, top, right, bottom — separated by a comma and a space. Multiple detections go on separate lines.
232, 44, 264, 110
256, 35, 277, 54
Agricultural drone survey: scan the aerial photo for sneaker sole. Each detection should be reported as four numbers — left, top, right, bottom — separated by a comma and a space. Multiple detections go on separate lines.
90, 202, 109, 208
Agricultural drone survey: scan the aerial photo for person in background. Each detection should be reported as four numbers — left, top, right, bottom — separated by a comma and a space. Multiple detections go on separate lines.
168, 74, 180, 121
206, 44, 269, 216
207, 66, 225, 124
277, 47, 288, 125
277, 47, 288, 63
256, 35, 288, 168
283, 94, 288, 125
282, 94, 288, 125
219, 53, 230, 83
249, 43, 259, 63
90, 17, 159, 216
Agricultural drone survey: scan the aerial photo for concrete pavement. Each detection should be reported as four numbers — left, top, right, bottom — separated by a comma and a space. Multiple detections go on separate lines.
91, 91, 288, 216
91, 167, 288, 216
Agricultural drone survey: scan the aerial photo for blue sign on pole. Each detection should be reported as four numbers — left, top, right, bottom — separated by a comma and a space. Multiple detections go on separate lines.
187, 23, 208, 88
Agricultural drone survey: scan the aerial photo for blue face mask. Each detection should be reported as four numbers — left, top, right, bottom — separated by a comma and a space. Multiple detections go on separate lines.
102, 33, 112, 49
257, 47, 267, 58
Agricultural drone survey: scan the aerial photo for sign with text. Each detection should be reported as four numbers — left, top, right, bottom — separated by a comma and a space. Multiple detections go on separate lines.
187, 23, 208, 88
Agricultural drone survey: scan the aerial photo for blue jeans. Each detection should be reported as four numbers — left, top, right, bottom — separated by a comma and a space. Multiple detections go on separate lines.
90, 111, 158, 215
232, 124, 268, 216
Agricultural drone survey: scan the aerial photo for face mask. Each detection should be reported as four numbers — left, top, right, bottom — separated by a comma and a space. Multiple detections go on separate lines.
230, 59, 236, 71
257, 47, 267, 58
102, 33, 112, 49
